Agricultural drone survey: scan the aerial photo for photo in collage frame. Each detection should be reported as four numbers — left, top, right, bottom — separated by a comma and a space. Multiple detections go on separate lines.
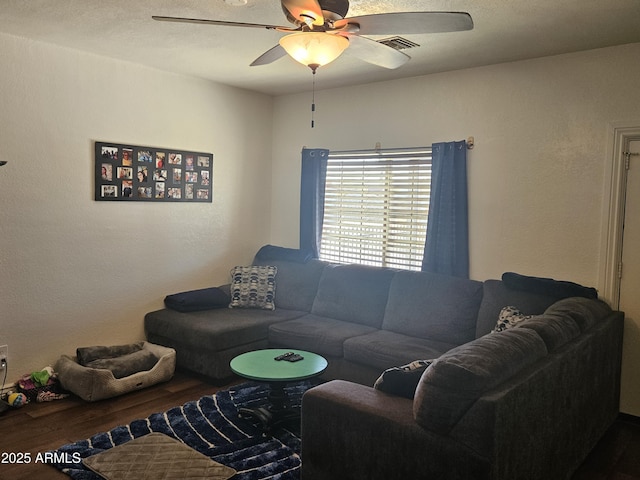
95, 141, 213, 202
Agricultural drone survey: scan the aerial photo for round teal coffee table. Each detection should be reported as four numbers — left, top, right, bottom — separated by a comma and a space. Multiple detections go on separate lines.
230, 349, 328, 433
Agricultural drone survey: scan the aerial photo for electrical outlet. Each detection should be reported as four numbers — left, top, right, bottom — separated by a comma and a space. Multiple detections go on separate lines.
0, 345, 7, 369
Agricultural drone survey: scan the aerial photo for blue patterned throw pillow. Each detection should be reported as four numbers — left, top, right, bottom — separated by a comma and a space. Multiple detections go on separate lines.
229, 265, 277, 310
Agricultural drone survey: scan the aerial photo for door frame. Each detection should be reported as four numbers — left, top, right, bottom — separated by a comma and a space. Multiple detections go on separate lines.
599, 121, 640, 308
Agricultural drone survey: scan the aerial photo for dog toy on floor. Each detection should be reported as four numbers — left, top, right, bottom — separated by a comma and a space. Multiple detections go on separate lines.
7, 392, 28, 408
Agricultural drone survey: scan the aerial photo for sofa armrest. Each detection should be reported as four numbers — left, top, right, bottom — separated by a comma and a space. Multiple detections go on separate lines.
301, 380, 489, 480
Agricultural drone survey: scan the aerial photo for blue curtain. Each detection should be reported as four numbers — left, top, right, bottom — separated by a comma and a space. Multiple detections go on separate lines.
299, 148, 329, 258
422, 140, 469, 278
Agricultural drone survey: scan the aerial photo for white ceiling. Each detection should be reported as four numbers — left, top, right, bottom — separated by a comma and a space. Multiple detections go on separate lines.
1, 0, 640, 96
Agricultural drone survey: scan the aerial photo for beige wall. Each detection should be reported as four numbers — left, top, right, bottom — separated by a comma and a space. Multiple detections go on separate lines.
270, 43, 640, 414
0, 33, 273, 382
271, 43, 640, 286
2, 30, 639, 415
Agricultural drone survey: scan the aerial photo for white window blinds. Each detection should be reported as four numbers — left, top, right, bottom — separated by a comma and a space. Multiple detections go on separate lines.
319, 147, 432, 271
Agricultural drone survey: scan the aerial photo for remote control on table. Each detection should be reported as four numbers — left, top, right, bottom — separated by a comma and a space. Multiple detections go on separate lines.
274, 352, 295, 361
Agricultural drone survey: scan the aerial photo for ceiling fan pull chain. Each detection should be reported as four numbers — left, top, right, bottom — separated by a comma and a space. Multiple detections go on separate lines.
311, 69, 316, 128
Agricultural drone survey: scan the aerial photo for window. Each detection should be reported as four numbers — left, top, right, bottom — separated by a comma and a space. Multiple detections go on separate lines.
319, 147, 432, 271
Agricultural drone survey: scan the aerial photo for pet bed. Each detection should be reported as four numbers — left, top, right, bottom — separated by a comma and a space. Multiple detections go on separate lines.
55, 342, 176, 402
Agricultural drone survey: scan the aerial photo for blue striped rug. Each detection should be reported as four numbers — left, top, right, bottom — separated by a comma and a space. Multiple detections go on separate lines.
52, 381, 316, 480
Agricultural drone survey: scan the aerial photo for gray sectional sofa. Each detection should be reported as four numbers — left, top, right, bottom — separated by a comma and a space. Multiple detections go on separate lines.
144, 245, 624, 480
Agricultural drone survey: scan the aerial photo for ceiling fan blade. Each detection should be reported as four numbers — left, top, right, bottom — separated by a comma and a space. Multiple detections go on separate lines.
281, 0, 325, 26
346, 35, 410, 69
152, 15, 297, 31
250, 45, 288, 66
335, 11, 473, 36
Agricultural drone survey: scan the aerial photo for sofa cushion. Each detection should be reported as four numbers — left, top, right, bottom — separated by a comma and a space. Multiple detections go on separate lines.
515, 313, 581, 352
268, 314, 377, 357
164, 287, 230, 312
253, 244, 313, 264
343, 329, 457, 372
382, 270, 483, 345
253, 257, 327, 312
311, 264, 396, 328
543, 297, 612, 332
502, 272, 598, 300
413, 328, 547, 434
374, 359, 433, 399
229, 265, 277, 310
144, 307, 306, 352
476, 280, 560, 338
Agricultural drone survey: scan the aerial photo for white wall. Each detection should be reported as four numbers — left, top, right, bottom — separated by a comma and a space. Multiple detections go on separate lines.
0, 32, 273, 383
2, 30, 639, 414
271, 43, 640, 286
271, 43, 640, 414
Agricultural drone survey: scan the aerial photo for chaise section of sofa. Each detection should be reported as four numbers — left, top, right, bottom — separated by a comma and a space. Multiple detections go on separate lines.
145, 246, 328, 381
300, 296, 624, 480
145, 306, 308, 381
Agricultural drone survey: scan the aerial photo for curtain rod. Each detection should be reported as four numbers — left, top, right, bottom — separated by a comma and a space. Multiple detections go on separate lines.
303, 137, 475, 154
328, 137, 475, 155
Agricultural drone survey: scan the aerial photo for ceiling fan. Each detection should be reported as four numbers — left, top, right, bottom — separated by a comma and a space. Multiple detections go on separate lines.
152, 0, 473, 73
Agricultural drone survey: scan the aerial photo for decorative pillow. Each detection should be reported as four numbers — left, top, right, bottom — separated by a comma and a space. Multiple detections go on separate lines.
374, 359, 433, 399
164, 287, 230, 312
502, 272, 598, 299
229, 265, 277, 310
254, 244, 313, 264
492, 306, 533, 333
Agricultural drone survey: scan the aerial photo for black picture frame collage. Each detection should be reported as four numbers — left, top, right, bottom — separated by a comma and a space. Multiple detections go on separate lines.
95, 141, 213, 202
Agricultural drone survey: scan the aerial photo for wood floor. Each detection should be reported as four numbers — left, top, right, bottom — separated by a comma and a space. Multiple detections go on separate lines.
1, 369, 639, 480
0, 370, 236, 480
572, 414, 640, 480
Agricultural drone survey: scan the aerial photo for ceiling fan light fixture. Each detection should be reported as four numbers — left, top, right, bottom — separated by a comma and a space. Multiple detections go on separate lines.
279, 32, 348, 70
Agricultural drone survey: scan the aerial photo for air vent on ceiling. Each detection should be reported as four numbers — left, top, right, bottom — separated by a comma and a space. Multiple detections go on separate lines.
378, 36, 420, 51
